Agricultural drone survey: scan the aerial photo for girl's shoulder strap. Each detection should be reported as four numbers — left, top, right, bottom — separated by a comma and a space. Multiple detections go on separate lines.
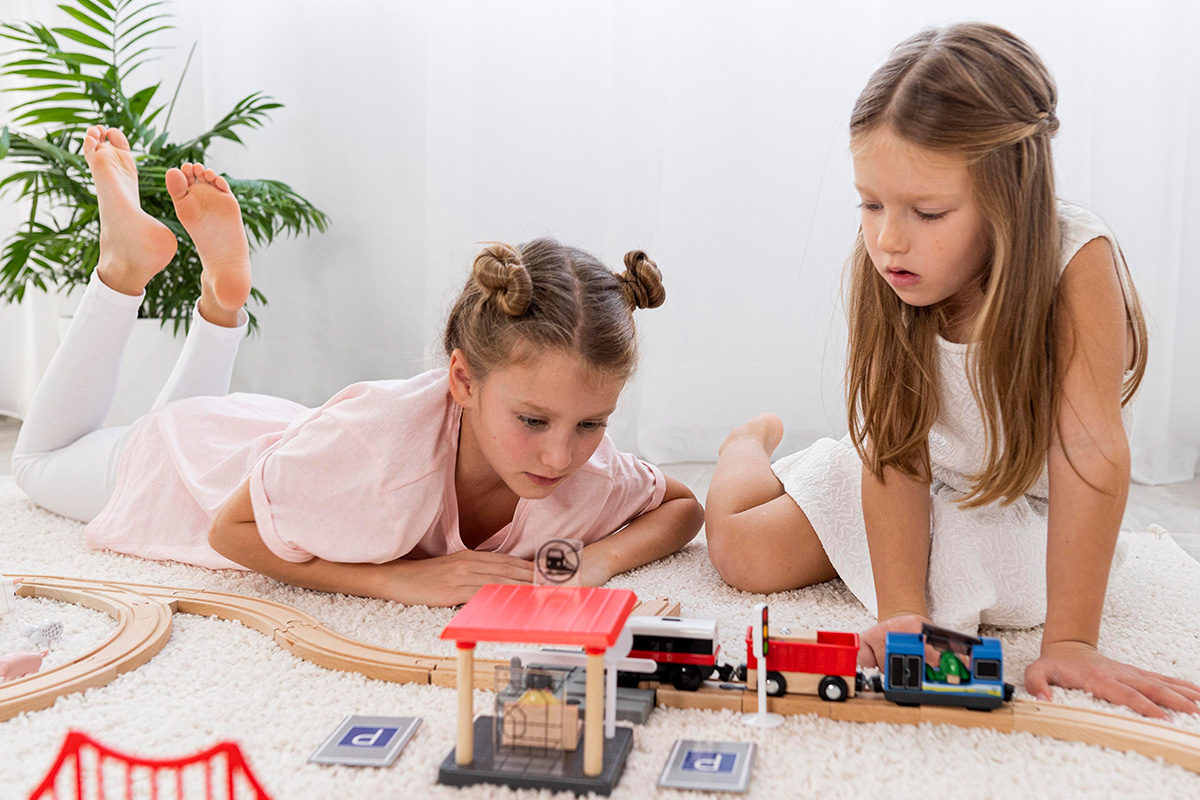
1056, 200, 1119, 274
1056, 199, 1138, 313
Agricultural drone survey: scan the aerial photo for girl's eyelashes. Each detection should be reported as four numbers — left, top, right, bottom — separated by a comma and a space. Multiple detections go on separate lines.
858, 201, 947, 222
516, 415, 608, 432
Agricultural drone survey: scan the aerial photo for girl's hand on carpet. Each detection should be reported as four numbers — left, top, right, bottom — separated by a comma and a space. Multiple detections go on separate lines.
386, 550, 534, 606
1024, 640, 1200, 720
858, 613, 933, 669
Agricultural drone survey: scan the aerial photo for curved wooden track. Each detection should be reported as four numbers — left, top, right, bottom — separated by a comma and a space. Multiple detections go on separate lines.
0, 578, 172, 721
7, 575, 1200, 776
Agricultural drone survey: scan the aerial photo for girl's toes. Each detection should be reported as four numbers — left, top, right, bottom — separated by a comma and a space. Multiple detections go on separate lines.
165, 168, 189, 201
203, 168, 217, 183
181, 163, 195, 182
214, 175, 231, 193
106, 128, 131, 150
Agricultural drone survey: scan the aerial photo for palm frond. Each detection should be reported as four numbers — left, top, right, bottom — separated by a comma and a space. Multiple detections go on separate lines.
55, 7, 113, 39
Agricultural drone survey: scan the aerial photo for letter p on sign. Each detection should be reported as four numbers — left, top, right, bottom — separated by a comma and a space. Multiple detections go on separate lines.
340, 726, 398, 748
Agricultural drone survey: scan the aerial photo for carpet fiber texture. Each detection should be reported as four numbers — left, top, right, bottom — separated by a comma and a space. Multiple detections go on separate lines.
1, 475, 1199, 799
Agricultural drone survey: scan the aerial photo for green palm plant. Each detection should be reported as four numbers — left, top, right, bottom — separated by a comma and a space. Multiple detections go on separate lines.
0, 0, 329, 332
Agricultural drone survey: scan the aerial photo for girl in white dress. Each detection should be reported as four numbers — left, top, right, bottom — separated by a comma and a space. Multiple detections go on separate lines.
705, 22, 1200, 719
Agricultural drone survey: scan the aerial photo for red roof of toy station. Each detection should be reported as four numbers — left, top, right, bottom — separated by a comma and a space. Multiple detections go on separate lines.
440, 584, 638, 648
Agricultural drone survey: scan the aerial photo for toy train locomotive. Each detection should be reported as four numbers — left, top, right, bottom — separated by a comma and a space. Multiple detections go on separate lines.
876, 623, 1014, 710
623, 616, 1014, 711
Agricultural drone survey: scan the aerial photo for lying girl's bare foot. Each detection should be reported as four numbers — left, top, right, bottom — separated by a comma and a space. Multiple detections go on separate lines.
718, 412, 785, 458
84, 125, 178, 296
165, 162, 252, 328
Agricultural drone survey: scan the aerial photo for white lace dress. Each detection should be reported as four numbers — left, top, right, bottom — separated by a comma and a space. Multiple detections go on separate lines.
772, 202, 1134, 632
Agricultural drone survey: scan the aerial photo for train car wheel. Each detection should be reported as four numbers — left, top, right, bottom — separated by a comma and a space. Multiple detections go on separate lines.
765, 671, 787, 697
818, 675, 848, 702
672, 665, 704, 692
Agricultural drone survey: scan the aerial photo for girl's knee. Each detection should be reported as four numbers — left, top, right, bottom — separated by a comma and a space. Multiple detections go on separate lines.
705, 515, 760, 589
9, 450, 104, 523
10, 451, 35, 496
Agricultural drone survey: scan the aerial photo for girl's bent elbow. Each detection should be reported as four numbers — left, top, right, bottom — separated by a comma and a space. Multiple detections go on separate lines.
1054, 435, 1132, 492
207, 518, 236, 560
683, 498, 705, 540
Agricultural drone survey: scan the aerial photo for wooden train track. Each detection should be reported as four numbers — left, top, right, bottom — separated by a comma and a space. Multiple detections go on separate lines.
5, 575, 1200, 776
0, 578, 172, 721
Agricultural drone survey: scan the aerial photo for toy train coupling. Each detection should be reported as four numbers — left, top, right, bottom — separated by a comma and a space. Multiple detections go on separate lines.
855, 668, 884, 694
855, 668, 884, 693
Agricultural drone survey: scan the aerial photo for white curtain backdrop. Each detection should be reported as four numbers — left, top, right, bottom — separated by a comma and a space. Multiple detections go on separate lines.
1, 0, 1197, 482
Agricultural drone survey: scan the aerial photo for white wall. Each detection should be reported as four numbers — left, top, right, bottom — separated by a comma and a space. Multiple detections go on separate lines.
1, 0, 1197, 480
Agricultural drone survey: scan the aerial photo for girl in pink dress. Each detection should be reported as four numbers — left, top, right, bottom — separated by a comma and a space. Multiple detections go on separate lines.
12, 125, 703, 607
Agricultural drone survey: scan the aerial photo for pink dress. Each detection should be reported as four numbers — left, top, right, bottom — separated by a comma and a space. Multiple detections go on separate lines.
85, 369, 666, 570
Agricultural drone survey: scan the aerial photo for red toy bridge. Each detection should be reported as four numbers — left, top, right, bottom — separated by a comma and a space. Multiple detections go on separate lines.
29, 730, 273, 800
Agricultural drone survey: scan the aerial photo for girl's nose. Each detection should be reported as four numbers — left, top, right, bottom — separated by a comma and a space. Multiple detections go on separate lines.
541, 436, 571, 472
877, 213, 908, 256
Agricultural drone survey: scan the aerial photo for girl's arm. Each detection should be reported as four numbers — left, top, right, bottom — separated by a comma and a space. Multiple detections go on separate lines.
857, 456, 934, 668
1025, 237, 1200, 718
209, 479, 534, 607
580, 475, 704, 586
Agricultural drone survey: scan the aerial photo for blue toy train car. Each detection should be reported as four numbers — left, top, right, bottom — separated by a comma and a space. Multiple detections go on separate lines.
881, 623, 1015, 710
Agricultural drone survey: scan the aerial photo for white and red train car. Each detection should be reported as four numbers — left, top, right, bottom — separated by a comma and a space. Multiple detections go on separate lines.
625, 616, 726, 691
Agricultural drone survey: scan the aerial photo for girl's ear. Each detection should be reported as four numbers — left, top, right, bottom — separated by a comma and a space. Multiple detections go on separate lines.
447, 349, 477, 408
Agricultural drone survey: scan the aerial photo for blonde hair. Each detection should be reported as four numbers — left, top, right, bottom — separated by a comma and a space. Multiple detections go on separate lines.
846, 23, 1147, 507
443, 238, 665, 382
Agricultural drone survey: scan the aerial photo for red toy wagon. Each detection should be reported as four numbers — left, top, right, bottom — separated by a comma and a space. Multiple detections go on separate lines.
743, 628, 860, 701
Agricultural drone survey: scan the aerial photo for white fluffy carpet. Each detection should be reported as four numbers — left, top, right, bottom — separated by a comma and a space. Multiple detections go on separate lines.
1, 474, 1199, 799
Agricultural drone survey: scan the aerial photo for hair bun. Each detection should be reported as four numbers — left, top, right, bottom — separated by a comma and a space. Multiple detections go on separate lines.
618, 250, 666, 310
473, 242, 533, 316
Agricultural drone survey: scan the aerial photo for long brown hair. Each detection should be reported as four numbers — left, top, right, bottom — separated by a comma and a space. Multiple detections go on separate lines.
443, 238, 665, 383
846, 23, 1148, 506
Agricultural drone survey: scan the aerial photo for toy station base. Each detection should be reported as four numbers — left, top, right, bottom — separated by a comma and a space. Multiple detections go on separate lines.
438, 716, 634, 796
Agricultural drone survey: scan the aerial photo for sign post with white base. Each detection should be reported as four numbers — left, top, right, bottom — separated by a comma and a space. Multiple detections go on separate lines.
742, 603, 783, 728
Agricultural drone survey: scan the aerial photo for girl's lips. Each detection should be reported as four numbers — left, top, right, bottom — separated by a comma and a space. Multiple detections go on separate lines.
885, 267, 920, 288
526, 473, 564, 487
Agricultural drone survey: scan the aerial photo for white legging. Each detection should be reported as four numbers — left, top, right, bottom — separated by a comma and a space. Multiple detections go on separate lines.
11, 270, 247, 523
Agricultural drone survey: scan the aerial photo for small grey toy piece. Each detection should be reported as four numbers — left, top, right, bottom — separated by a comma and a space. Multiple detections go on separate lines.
21, 619, 64, 648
